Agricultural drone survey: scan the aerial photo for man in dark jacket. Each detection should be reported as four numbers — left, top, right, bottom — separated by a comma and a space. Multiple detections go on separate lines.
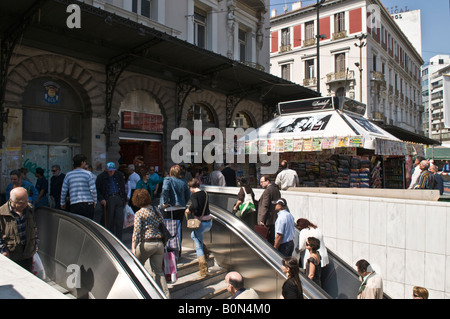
0, 187, 37, 272
257, 175, 281, 245
96, 162, 127, 241
50, 164, 65, 209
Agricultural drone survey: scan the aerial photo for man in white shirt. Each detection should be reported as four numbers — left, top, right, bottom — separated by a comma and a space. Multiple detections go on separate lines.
210, 163, 226, 186
275, 160, 299, 190
408, 156, 425, 189
127, 164, 140, 211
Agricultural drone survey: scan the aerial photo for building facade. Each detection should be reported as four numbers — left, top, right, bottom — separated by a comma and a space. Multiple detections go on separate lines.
269, 0, 424, 136
0, 0, 318, 194
421, 55, 450, 145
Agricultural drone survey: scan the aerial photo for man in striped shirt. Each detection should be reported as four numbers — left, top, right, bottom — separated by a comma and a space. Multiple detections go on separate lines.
60, 154, 97, 219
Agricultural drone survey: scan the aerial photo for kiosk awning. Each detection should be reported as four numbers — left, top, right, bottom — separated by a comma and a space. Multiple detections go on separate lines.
240, 97, 424, 156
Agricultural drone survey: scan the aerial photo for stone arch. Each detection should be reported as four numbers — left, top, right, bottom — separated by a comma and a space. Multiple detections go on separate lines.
4, 54, 103, 115
181, 90, 224, 129
233, 100, 261, 128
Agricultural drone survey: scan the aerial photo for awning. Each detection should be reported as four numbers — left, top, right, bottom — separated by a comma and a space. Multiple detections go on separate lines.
379, 125, 440, 146
239, 97, 425, 157
426, 147, 450, 160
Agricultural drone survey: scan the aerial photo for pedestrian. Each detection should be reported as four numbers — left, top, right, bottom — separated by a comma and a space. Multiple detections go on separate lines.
127, 164, 140, 212
295, 218, 329, 269
355, 259, 383, 299
233, 177, 257, 225
50, 165, 65, 209
210, 163, 226, 186
275, 160, 299, 190
34, 167, 49, 208
135, 169, 151, 196
429, 164, 444, 195
20, 167, 31, 182
148, 166, 163, 201
5, 169, 39, 204
96, 162, 128, 241
131, 188, 170, 298
408, 156, 425, 189
280, 256, 304, 299
305, 237, 322, 287
160, 164, 191, 257
60, 154, 97, 219
199, 166, 210, 185
184, 179, 212, 277
221, 163, 237, 186
272, 198, 295, 257
442, 160, 450, 173
0, 187, 38, 273
412, 286, 429, 299
257, 175, 281, 245
225, 271, 260, 299
413, 160, 435, 189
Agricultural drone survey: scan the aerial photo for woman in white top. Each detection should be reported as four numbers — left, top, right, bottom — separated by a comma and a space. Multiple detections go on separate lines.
295, 218, 329, 268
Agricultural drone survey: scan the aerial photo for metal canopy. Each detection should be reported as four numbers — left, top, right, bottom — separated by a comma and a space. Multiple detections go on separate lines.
0, 0, 319, 106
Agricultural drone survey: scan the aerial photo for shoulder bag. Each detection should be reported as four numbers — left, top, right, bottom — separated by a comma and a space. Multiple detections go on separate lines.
237, 187, 255, 218
186, 191, 208, 229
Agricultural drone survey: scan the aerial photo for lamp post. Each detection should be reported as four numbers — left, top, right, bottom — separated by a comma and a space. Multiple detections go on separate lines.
354, 33, 367, 102
315, 0, 325, 94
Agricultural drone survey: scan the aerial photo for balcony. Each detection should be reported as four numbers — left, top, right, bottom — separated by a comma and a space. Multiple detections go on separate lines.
326, 70, 355, 83
303, 38, 315, 47
303, 77, 317, 87
279, 44, 292, 53
241, 61, 265, 72
332, 30, 347, 41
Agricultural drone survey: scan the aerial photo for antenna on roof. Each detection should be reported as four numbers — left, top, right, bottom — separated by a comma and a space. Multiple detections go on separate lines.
284, 0, 288, 13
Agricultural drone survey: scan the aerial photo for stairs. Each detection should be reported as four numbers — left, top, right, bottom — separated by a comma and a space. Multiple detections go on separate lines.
166, 247, 229, 299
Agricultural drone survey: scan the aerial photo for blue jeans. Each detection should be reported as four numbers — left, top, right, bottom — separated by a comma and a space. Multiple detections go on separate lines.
190, 220, 212, 257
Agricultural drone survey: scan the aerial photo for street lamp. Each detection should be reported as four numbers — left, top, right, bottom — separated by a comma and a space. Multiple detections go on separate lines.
354, 33, 367, 102
315, 0, 326, 94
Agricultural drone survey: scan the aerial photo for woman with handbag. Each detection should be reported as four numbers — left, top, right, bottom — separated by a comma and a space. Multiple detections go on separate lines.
131, 188, 170, 298
233, 177, 257, 227
159, 165, 191, 257
185, 179, 212, 277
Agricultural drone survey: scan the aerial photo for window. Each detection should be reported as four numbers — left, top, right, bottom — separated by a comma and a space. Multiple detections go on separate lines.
281, 64, 290, 81
335, 53, 345, 73
194, 9, 207, 48
305, 60, 315, 79
239, 28, 247, 62
372, 55, 377, 72
305, 21, 314, 41
132, 0, 151, 18
334, 12, 345, 32
281, 28, 290, 46
187, 104, 215, 124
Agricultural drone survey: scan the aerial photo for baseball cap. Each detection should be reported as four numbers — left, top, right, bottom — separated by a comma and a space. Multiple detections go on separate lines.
106, 162, 116, 171
272, 198, 287, 206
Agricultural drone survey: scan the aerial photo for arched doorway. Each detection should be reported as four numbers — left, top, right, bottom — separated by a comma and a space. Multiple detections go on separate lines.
118, 90, 164, 173
21, 77, 84, 185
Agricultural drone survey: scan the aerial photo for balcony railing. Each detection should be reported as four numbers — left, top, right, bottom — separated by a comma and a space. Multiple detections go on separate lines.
279, 44, 292, 53
303, 38, 315, 47
326, 70, 355, 82
303, 77, 317, 86
332, 30, 347, 40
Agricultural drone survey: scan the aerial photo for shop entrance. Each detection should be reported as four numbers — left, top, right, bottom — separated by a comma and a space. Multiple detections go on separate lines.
119, 139, 162, 173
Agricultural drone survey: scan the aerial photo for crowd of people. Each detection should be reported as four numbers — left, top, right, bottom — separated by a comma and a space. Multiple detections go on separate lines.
0, 154, 434, 299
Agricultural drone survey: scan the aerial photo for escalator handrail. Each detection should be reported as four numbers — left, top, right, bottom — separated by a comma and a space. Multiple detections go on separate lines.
209, 203, 332, 300
35, 207, 166, 299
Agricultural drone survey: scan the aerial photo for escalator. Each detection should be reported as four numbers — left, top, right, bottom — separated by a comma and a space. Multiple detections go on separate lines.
34, 192, 378, 299
205, 190, 375, 299
34, 207, 166, 299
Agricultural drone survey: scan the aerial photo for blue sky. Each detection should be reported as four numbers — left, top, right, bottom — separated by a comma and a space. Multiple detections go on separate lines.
269, 0, 450, 62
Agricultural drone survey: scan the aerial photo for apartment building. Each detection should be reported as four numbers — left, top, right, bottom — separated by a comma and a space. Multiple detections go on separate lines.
270, 0, 428, 143
422, 55, 450, 144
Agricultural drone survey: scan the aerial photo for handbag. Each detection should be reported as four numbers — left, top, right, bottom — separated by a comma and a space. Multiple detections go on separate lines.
163, 249, 177, 283
154, 205, 175, 246
254, 225, 269, 240
237, 187, 255, 218
186, 191, 208, 229
123, 204, 135, 229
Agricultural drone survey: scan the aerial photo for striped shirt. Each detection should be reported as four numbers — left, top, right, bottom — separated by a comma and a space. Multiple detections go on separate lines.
60, 169, 97, 206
